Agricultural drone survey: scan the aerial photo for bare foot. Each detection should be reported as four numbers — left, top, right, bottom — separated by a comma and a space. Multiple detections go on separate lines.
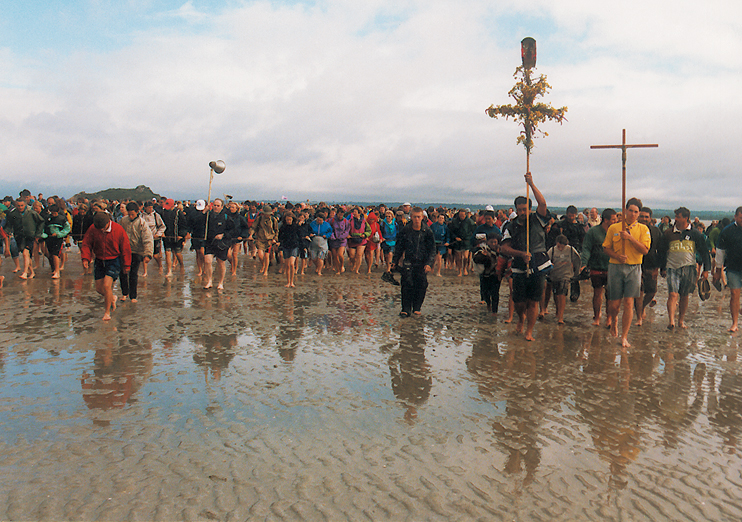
131, 298, 138, 303
12, 268, 19, 273
103, 313, 111, 321
621, 338, 631, 348
635, 320, 642, 326
290, 283, 295, 288
592, 318, 600, 326
217, 283, 224, 290
524, 334, 535, 341
285, 283, 291, 287
679, 322, 687, 329
558, 320, 565, 325
51, 273, 60, 279
142, 271, 148, 277
504, 318, 513, 324
729, 325, 739, 332
120, 296, 127, 302
610, 324, 619, 338
19, 273, 28, 280
413, 311, 422, 316
196, 271, 202, 277
203, 281, 213, 289
515, 321, 524, 334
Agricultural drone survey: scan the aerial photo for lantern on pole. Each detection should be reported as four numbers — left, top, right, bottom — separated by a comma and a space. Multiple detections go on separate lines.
204, 160, 226, 240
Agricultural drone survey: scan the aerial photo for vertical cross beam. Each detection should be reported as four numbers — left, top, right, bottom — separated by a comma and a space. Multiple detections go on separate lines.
591, 130, 657, 252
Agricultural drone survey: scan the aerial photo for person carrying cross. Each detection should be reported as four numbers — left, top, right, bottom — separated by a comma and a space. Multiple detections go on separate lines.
602, 197, 651, 348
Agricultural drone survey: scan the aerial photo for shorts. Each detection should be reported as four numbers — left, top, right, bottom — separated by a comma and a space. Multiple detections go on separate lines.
21, 237, 35, 252
163, 238, 184, 252
205, 241, 229, 261
281, 247, 299, 259
641, 267, 659, 295
590, 269, 608, 289
607, 263, 641, 300
46, 237, 64, 257
381, 242, 395, 254
255, 239, 271, 252
191, 238, 205, 250
726, 269, 742, 290
153, 238, 162, 255
94, 257, 121, 281
512, 272, 545, 303
666, 265, 697, 296
436, 245, 447, 256
552, 279, 570, 296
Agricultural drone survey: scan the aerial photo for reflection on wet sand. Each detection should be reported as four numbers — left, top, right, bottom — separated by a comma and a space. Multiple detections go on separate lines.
1, 255, 742, 520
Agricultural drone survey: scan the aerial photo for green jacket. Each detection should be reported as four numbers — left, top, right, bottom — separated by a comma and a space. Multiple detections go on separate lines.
581, 224, 611, 271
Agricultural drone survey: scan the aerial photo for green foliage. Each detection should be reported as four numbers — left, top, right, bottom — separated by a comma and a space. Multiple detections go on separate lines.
486, 66, 568, 153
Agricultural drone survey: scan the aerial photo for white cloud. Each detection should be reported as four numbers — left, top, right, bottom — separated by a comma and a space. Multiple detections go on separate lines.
0, 0, 740, 210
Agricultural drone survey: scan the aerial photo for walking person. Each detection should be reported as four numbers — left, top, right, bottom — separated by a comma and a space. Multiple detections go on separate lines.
658, 207, 711, 329
119, 202, 154, 303
713, 206, 742, 332
391, 207, 436, 317
499, 173, 551, 341
602, 198, 651, 348
80, 212, 132, 321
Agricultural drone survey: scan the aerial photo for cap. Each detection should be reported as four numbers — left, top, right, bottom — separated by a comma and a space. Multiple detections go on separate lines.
403, 202, 411, 207
485, 205, 494, 211
195, 199, 206, 211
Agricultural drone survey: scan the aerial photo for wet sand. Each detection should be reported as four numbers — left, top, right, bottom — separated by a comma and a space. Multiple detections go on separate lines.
1, 250, 741, 521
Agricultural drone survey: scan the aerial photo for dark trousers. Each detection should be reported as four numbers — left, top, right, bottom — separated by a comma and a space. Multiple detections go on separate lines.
120, 254, 143, 299
480, 273, 501, 312
400, 265, 429, 314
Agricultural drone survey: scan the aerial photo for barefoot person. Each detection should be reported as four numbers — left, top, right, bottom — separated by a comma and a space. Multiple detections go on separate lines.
43, 204, 71, 279
203, 199, 234, 290
658, 207, 711, 329
602, 198, 651, 348
80, 212, 132, 321
499, 172, 551, 341
581, 208, 617, 326
714, 206, 742, 332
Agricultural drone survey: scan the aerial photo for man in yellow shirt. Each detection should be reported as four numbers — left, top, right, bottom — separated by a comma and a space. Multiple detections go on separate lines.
602, 197, 651, 348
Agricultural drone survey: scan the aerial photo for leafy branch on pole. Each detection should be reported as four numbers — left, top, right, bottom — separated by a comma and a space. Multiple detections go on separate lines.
485, 66, 568, 156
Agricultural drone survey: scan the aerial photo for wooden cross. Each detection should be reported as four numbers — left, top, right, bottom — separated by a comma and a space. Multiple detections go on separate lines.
591, 128, 658, 217
591, 129, 657, 251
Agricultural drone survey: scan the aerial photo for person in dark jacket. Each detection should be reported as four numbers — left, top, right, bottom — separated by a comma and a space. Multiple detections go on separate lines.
187, 200, 208, 276
277, 212, 302, 287
161, 198, 189, 277
391, 207, 436, 317
203, 199, 235, 290
225, 201, 249, 275
4, 198, 44, 280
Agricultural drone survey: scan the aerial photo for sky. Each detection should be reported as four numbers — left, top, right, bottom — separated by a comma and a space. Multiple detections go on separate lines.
1, 0, 740, 210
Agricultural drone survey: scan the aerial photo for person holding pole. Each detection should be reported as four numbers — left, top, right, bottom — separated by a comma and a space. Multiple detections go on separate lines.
499, 172, 550, 341
602, 197, 651, 348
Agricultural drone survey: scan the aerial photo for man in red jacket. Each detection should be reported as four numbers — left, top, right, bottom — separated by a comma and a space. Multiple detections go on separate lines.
81, 212, 132, 321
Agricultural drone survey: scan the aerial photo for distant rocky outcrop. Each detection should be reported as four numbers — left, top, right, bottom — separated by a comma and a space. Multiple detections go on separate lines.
71, 185, 161, 203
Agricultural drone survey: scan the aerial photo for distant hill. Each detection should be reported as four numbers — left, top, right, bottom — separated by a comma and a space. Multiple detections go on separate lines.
71, 185, 161, 203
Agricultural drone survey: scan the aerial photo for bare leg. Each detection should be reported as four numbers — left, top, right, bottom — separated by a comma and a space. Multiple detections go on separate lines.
203, 254, 214, 288
514, 302, 526, 333
524, 300, 539, 341
215, 258, 226, 289
96, 275, 116, 321
592, 287, 604, 326
620, 297, 634, 347
165, 250, 173, 277
678, 294, 690, 329
730, 288, 740, 332
607, 299, 620, 338
667, 292, 679, 328
556, 294, 566, 324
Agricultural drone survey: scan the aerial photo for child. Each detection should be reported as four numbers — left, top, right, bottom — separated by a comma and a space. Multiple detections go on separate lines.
546, 234, 581, 324
472, 233, 501, 313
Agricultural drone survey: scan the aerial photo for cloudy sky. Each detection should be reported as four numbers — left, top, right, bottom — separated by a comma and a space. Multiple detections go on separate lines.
1, 0, 740, 210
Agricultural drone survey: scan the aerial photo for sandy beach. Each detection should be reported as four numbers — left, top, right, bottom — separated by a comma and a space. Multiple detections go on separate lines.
1, 250, 741, 521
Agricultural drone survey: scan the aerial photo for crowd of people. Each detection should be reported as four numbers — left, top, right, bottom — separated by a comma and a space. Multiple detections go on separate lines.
1, 182, 740, 345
